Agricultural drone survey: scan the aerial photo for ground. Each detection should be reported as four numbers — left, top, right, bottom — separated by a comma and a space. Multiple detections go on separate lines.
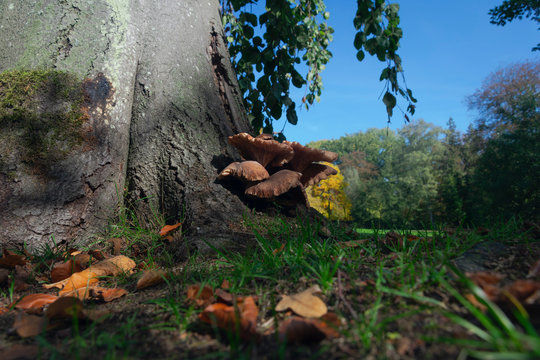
0, 215, 539, 359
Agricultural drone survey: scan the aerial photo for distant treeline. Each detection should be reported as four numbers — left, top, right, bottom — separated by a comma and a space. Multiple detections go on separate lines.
308, 61, 539, 228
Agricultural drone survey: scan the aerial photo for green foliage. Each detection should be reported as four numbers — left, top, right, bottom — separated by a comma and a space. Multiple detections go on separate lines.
489, 0, 540, 51
221, 0, 416, 136
463, 60, 540, 224
307, 162, 352, 220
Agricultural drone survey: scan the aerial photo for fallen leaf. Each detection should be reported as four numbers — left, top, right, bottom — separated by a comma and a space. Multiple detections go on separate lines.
1, 343, 39, 360
406, 235, 420, 241
45, 296, 85, 320
12, 313, 47, 338
272, 244, 285, 256
466, 271, 503, 301
527, 259, 540, 278
51, 259, 83, 282
159, 223, 182, 236
13, 293, 58, 312
187, 284, 214, 307
275, 285, 327, 318
108, 238, 125, 255
0, 249, 26, 268
503, 280, 540, 304
90, 287, 128, 302
220, 279, 231, 289
215, 288, 234, 304
137, 269, 168, 290
338, 239, 369, 248
278, 314, 340, 344
0, 307, 9, 315
199, 296, 258, 340
43, 255, 136, 293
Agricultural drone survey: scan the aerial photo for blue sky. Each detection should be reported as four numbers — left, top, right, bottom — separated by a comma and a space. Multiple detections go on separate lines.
272, 1, 539, 144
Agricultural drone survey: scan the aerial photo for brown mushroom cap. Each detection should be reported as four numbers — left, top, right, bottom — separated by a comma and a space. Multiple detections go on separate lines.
300, 163, 338, 187
218, 161, 270, 182
283, 141, 338, 172
229, 133, 294, 168
245, 170, 302, 198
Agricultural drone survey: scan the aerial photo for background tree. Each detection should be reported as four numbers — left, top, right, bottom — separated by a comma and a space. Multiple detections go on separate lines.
489, 0, 540, 50
464, 60, 540, 223
306, 162, 352, 221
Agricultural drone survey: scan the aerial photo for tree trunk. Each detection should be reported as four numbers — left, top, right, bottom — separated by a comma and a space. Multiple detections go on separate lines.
0, 0, 251, 251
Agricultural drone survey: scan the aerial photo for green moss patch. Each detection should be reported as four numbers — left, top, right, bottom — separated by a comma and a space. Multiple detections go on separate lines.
0, 69, 87, 169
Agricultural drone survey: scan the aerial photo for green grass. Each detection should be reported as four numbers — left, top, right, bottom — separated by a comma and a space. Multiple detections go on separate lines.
13, 209, 538, 359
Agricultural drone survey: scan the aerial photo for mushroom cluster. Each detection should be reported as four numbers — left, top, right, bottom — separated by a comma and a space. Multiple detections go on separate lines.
218, 133, 338, 209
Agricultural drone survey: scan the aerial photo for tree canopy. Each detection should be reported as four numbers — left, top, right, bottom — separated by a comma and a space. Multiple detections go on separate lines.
220, 0, 416, 138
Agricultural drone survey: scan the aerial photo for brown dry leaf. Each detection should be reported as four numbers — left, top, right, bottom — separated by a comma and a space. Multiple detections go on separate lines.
272, 244, 285, 256
187, 284, 214, 307
275, 285, 327, 318
466, 271, 504, 301
72, 252, 92, 268
406, 235, 420, 241
0, 249, 26, 269
278, 314, 340, 344
1, 343, 39, 360
465, 293, 487, 312
0, 307, 9, 315
199, 296, 258, 340
527, 259, 540, 279
108, 238, 125, 255
43, 255, 136, 293
45, 296, 85, 320
13, 293, 58, 312
51, 259, 83, 282
220, 279, 231, 289
159, 223, 182, 236
12, 313, 46, 338
503, 280, 540, 304
215, 288, 234, 304
136, 269, 168, 290
90, 287, 128, 302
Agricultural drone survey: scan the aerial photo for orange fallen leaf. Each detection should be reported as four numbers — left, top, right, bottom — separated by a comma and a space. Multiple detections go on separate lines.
272, 244, 285, 256
43, 255, 136, 293
0, 307, 9, 315
187, 284, 214, 307
159, 223, 182, 236
0, 249, 26, 269
51, 259, 83, 282
220, 279, 231, 289
13, 293, 58, 312
137, 269, 168, 290
199, 296, 258, 340
278, 313, 340, 344
90, 287, 128, 302
275, 285, 327, 318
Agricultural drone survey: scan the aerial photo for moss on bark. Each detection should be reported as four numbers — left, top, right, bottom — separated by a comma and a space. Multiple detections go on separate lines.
0, 69, 87, 170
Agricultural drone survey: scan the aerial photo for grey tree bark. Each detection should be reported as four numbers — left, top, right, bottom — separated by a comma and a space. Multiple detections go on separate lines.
0, 0, 251, 251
